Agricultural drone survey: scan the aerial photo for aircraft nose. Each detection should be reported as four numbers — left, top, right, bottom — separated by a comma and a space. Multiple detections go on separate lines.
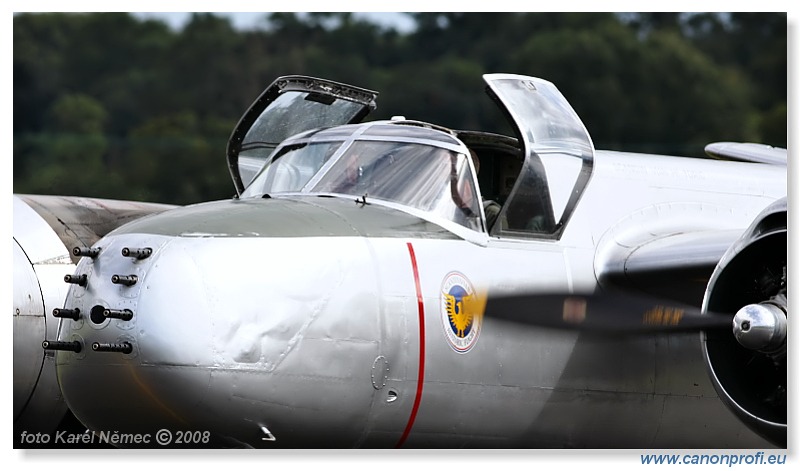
54, 227, 382, 447
54, 233, 216, 443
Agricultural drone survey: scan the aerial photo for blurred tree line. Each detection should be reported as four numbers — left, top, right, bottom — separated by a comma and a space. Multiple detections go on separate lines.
13, 12, 787, 205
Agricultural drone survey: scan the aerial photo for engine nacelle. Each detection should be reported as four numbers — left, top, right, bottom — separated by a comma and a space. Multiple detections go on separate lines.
702, 197, 787, 447
13, 196, 73, 440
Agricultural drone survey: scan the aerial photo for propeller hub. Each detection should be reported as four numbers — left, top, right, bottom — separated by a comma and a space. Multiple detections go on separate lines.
732, 302, 786, 352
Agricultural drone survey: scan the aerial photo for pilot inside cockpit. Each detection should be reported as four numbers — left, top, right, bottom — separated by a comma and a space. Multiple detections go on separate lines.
468, 148, 502, 231
335, 145, 369, 195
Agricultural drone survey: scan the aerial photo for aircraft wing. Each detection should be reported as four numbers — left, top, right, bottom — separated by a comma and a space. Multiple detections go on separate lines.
16, 194, 176, 263
705, 142, 787, 166
595, 141, 786, 308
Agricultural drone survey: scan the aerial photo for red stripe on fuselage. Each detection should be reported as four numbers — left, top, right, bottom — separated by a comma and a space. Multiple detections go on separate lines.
396, 242, 426, 448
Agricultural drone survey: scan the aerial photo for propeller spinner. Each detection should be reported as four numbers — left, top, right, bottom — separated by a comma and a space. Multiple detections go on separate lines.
732, 301, 787, 354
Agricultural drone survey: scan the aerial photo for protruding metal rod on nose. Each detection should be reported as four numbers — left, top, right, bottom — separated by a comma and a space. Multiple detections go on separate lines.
92, 342, 133, 354
73, 247, 101, 258
103, 308, 133, 321
53, 308, 81, 320
64, 274, 88, 286
122, 247, 153, 259
43, 340, 82, 353
111, 274, 138, 286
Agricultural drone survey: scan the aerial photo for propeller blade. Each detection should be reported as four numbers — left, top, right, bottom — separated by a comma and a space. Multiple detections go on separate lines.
481, 292, 732, 334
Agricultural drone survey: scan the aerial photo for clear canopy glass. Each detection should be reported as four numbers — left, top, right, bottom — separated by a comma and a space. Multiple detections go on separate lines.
241, 124, 482, 231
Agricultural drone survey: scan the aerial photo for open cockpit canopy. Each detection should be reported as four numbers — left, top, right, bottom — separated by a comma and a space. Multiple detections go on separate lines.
230, 74, 595, 239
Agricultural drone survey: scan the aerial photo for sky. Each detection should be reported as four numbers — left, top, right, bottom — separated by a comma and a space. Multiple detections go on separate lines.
132, 12, 418, 33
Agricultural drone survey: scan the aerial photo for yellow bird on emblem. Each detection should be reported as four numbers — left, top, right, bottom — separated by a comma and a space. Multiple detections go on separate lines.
445, 292, 474, 338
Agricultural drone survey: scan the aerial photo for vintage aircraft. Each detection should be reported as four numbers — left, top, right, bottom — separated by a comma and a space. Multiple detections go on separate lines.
38, 74, 786, 448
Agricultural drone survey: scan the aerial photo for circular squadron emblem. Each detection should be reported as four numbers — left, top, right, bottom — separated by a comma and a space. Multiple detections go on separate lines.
440, 272, 481, 353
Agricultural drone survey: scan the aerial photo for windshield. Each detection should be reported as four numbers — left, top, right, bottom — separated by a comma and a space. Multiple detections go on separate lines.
313, 140, 481, 230
241, 128, 482, 231
242, 141, 342, 196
